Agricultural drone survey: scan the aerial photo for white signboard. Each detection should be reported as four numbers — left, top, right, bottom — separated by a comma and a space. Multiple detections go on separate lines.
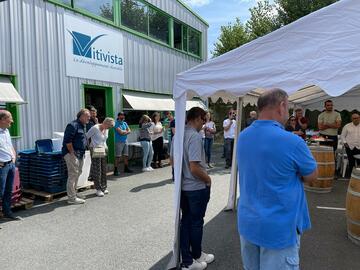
64, 13, 124, 84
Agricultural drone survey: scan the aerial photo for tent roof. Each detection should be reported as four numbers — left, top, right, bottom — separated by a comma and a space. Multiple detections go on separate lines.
173, 0, 360, 110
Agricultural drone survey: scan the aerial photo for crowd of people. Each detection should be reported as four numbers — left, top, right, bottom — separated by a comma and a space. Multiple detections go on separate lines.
1, 91, 359, 270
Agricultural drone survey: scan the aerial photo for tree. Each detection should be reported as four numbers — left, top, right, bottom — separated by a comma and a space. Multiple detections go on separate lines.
276, 0, 338, 25
212, 18, 250, 57
246, 0, 280, 41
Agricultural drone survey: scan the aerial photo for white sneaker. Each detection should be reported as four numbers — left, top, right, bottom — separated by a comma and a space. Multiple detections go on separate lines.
76, 193, 86, 199
182, 259, 207, 270
142, 167, 150, 172
147, 167, 154, 171
96, 190, 104, 197
197, 252, 215, 264
68, 197, 85, 204
104, 189, 109, 195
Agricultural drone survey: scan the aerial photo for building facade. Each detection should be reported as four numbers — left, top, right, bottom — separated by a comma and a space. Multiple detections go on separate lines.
0, 0, 208, 157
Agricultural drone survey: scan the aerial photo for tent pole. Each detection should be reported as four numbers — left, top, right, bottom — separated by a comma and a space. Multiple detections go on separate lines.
224, 96, 243, 211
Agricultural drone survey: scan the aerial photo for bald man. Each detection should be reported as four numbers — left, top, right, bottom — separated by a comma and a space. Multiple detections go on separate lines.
0, 110, 20, 220
341, 113, 360, 178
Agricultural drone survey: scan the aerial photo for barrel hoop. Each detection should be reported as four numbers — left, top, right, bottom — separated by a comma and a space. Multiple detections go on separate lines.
351, 173, 360, 180
317, 177, 334, 180
317, 162, 335, 165
304, 186, 332, 193
348, 231, 360, 241
347, 188, 360, 197
347, 217, 360, 226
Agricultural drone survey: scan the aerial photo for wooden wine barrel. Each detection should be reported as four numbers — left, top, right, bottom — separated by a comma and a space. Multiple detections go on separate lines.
346, 168, 360, 246
304, 145, 334, 193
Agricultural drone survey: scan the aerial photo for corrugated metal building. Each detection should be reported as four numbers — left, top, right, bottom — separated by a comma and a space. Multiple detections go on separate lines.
0, 0, 208, 157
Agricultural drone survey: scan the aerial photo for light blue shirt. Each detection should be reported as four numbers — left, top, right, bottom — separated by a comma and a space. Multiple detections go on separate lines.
0, 128, 14, 162
114, 120, 129, 143
237, 120, 317, 249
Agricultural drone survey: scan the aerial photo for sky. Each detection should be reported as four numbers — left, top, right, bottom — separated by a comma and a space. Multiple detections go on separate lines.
183, 0, 270, 58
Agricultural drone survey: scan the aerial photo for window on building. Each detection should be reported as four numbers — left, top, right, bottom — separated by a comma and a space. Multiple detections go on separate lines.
121, 0, 148, 35
74, 0, 114, 22
173, 21, 182, 50
189, 28, 200, 56
183, 26, 188, 52
59, 0, 71, 5
148, 8, 170, 44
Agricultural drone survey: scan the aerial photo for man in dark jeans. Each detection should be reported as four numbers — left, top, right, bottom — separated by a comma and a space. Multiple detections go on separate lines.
223, 109, 237, 168
179, 107, 214, 270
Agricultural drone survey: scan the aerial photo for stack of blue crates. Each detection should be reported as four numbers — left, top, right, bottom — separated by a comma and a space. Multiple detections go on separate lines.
18, 149, 36, 189
18, 139, 68, 193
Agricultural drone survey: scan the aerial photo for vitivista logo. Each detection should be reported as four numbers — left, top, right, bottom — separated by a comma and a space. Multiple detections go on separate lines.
67, 30, 123, 65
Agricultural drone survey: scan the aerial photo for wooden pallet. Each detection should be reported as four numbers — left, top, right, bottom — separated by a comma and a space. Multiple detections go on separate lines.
22, 182, 94, 202
0, 197, 34, 216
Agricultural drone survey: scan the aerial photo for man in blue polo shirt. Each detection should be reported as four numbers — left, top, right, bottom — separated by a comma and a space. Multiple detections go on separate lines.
237, 89, 317, 270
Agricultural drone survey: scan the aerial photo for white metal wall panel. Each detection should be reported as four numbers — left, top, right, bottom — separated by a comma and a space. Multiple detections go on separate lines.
0, 0, 207, 150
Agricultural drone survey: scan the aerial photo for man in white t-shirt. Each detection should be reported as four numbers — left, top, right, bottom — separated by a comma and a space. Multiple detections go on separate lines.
223, 109, 237, 169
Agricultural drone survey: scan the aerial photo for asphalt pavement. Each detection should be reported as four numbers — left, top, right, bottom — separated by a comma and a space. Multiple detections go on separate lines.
0, 145, 359, 270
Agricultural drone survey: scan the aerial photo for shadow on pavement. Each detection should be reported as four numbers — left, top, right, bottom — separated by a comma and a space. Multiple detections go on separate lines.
150, 180, 360, 270
149, 210, 241, 270
130, 179, 173, 193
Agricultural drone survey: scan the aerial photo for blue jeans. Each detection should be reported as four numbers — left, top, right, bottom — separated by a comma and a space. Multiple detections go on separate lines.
204, 138, 213, 164
0, 162, 15, 215
180, 187, 211, 266
240, 234, 300, 270
140, 141, 153, 168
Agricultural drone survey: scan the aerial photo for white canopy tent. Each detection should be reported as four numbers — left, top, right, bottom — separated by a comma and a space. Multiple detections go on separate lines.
167, 0, 360, 268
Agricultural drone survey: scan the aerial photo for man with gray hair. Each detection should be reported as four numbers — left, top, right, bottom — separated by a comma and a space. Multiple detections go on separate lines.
245, 110, 257, 127
237, 89, 317, 269
62, 109, 90, 204
0, 110, 21, 220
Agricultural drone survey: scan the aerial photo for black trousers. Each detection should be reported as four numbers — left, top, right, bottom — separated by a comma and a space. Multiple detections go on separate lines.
345, 146, 360, 177
319, 134, 338, 152
152, 136, 164, 163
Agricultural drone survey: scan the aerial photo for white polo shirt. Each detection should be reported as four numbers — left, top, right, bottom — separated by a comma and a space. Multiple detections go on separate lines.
0, 128, 14, 162
223, 119, 236, 139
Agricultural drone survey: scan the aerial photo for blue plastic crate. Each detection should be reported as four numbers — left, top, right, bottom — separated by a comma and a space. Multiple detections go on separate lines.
35, 139, 53, 153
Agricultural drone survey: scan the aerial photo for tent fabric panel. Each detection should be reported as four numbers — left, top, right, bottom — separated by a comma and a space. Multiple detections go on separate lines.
0, 77, 25, 104
173, 0, 360, 101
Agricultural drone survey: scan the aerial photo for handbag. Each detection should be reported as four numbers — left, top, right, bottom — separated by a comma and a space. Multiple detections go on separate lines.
92, 146, 107, 158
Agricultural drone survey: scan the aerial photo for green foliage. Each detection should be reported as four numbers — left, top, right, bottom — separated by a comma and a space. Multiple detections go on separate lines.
246, 0, 280, 41
99, 3, 113, 21
213, 0, 338, 57
276, 0, 338, 25
211, 18, 250, 57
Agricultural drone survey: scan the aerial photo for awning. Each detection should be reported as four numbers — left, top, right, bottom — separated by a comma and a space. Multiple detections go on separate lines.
123, 92, 206, 111
123, 92, 175, 111
0, 77, 26, 104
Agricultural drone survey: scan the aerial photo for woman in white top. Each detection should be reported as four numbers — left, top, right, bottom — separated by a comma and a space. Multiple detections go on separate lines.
86, 117, 114, 197
204, 112, 216, 168
151, 112, 165, 168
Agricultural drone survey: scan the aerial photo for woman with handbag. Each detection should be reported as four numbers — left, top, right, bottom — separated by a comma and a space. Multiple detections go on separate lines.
139, 115, 154, 172
86, 117, 115, 197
